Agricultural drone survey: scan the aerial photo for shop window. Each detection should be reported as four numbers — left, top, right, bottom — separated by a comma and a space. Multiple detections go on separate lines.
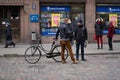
11, 8, 19, 19
0, 7, 7, 19
0, 6, 20, 19
97, 5, 120, 34
40, 6, 70, 36
97, 13, 120, 29
71, 5, 85, 26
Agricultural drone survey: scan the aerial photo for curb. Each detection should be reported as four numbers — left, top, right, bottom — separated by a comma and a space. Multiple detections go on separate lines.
0, 52, 120, 58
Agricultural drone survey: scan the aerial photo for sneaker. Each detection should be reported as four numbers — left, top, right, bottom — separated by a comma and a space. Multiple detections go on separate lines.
82, 59, 87, 61
13, 44, 15, 47
4, 46, 8, 48
109, 49, 113, 51
62, 61, 67, 64
76, 59, 79, 63
72, 60, 78, 64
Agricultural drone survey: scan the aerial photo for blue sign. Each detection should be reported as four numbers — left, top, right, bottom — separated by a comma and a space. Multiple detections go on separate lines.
42, 32, 56, 36
103, 29, 120, 34
41, 28, 57, 36
97, 6, 120, 13
103, 30, 108, 34
115, 29, 120, 34
30, 14, 39, 22
41, 6, 70, 12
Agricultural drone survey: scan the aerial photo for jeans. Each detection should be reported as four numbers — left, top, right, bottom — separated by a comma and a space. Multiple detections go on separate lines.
76, 41, 84, 60
60, 40, 75, 62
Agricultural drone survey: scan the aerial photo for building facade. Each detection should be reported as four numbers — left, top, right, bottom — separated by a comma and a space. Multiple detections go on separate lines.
0, 0, 120, 44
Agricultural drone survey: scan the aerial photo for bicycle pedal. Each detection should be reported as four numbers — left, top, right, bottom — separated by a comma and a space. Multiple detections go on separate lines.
46, 55, 52, 58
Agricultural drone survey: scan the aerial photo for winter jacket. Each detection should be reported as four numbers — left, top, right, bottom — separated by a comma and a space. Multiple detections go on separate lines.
107, 23, 115, 38
74, 26, 88, 42
55, 23, 70, 40
5, 25, 12, 41
94, 21, 103, 36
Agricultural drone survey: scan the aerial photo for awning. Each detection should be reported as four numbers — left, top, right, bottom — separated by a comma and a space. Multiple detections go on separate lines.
39, 0, 86, 3
0, 0, 24, 6
96, 0, 120, 3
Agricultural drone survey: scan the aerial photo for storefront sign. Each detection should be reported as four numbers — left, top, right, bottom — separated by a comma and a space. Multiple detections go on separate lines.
97, 6, 120, 13
41, 6, 70, 12
30, 14, 39, 22
51, 14, 60, 26
109, 14, 118, 26
103, 30, 120, 34
41, 28, 57, 36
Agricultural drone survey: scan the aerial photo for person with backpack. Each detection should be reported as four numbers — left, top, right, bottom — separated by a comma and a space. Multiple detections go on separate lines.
74, 20, 88, 61
55, 18, 77, 64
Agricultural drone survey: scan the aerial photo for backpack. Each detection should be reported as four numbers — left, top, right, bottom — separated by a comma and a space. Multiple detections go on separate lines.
65, 24, 74, 39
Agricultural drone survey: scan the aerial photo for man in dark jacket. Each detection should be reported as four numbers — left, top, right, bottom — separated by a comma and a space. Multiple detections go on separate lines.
74, 20, 88, 61
55, 18, 77, 64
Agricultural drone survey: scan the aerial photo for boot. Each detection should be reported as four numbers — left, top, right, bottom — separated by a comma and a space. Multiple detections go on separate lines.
101, 44, 103, 49
12, 42, 15, 47
4, 45, 8, 48
97, 45, 100, 49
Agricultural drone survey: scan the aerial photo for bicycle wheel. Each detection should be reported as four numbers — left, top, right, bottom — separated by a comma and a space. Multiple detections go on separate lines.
52, 45, 68, 62
24, 46, 41, 64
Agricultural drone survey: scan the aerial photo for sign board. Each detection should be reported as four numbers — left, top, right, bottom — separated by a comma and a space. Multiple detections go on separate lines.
51, 14, 60, 26
30, 14, 39, 22
97, 6, 120, 13
109, 14, 118, 26
41, 6, 70, 12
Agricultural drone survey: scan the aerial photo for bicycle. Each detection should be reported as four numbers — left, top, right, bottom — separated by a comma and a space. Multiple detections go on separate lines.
24, 35, 69, 64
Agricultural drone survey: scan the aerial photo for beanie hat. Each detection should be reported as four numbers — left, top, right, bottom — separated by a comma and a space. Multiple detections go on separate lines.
79, 20, 82, 23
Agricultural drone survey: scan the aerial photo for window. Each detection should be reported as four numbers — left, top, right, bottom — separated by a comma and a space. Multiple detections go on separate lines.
0, 6, 20, 19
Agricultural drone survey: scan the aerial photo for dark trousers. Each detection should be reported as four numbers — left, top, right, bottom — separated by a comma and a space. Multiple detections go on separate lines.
76, 41, 84, 60
108, 37, 113, 49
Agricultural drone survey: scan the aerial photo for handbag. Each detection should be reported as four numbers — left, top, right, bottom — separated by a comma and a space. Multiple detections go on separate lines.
6, 40, 12, 45
93, 33, 97, 40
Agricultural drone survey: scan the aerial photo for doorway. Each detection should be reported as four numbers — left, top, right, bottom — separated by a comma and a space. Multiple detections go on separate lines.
0, 6, 20, 43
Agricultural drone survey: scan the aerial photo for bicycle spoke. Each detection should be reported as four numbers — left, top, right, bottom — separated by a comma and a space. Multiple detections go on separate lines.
25, 46, 41, 64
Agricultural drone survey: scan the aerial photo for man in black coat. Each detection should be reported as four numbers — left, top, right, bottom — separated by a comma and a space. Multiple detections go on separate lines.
74, 20, 88, 61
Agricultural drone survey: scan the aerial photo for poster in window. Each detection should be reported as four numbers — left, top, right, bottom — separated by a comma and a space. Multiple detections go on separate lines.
51, 14, 60, 27
109, 14, 117, 26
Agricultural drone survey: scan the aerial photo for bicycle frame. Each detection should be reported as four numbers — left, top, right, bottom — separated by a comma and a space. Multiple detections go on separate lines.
34, 36, 60, 54
25, 35, 69, 64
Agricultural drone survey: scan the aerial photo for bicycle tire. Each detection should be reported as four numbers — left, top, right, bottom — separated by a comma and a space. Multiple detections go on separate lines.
51, 45, 68, 62
24, 46, 41, 64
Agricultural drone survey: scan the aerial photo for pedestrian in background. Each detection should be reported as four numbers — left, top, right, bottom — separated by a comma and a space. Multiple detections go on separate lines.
107, 21, 115, 50
4, 20, 15, 48
94, 18, 104, 49
74, 20, 88, 61
55, 18, 77, 64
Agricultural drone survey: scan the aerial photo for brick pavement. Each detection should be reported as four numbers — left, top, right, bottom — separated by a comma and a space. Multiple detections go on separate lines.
0, 54, 120, 80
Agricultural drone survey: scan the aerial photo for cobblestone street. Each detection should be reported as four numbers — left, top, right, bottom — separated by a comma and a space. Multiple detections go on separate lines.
0, 54, 120, 80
